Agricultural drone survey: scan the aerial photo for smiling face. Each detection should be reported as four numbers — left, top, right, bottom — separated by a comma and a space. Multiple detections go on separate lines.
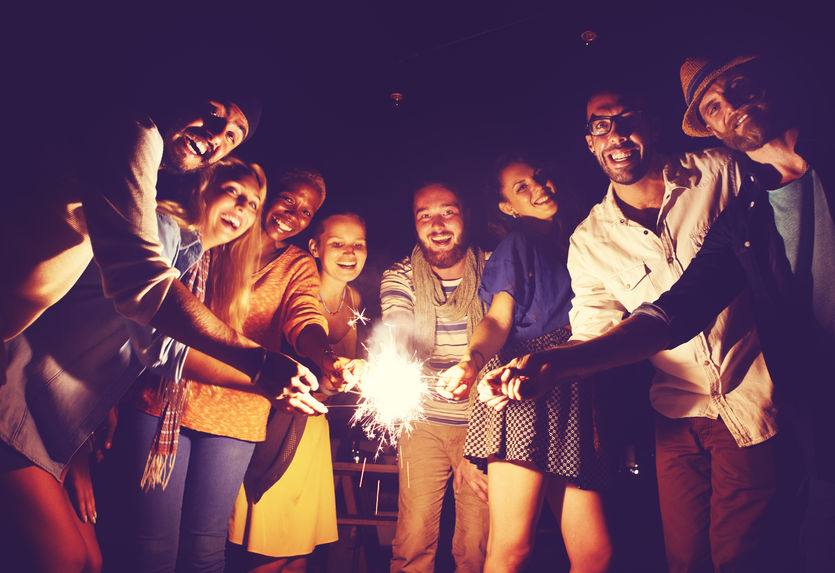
262, 183, 323, 248
413, 184, 467, 269
200, 171, 261, 249
498, 162, 558, 222
162, 99, 249, 173
698, 67, 774, 152
310, 215, 368, 284
585, 92, 655, 186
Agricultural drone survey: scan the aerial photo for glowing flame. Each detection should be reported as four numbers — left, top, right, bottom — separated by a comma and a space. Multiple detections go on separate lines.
351, 325, 427, 451
348, 306, 370, 328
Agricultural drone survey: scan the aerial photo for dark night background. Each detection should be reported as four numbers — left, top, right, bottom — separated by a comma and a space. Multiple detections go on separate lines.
5, 1, 833, 571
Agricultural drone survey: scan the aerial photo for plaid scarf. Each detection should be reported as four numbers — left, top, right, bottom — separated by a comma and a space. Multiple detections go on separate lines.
140, 248, 211, 491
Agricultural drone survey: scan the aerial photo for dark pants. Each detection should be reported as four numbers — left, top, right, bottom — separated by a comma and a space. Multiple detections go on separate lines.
655, 414, 778, 573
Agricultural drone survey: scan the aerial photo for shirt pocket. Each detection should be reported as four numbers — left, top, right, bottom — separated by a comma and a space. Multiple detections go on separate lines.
605, 262, 658, 311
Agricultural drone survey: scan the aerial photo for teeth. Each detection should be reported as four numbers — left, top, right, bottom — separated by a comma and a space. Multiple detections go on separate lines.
220, 213, 241, 230
338, 262, 357, 268
735, 114, 748, 129
610, 150, 633, 161
272, 217, 293, 233
187, 136, 209, 156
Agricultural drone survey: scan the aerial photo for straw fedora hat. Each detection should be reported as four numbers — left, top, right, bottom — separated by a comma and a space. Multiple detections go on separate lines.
680, 55, 759, 137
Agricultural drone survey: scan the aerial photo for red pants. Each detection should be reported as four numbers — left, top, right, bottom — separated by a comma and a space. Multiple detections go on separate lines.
655, 414, 778, 573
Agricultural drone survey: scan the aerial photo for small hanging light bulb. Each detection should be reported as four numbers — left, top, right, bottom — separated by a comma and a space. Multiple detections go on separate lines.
390, 92, 404, 109
581, 30, 598, 46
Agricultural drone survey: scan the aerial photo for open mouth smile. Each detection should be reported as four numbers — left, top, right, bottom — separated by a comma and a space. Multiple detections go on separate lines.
607, 147, 638, 163
429, 234, 453, 248
185, 134, 212, 158
271, 215, 294, 234
220, 212, 242, 231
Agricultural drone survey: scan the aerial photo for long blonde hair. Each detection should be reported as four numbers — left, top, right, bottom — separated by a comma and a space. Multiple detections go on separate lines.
158, 157, 267, 330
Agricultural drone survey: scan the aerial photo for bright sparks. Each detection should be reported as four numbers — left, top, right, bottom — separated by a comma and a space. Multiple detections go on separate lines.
348, 306, 370, 328
351, 325, 427, 451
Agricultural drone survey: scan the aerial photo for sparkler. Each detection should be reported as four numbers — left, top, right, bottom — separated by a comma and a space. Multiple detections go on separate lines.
350, 324, 429, 454
348, 306, 370, 329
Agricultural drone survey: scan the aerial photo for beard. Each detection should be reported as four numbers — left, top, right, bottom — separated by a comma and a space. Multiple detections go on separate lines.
596, 145, 651, 186
720, 106, 776, 152
419, 237, 468, 269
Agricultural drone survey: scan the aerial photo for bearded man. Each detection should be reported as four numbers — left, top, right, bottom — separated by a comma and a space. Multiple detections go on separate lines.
381, 183, 490, 572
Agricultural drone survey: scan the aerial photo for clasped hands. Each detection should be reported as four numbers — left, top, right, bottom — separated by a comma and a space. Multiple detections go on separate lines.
438, 351, 557, 410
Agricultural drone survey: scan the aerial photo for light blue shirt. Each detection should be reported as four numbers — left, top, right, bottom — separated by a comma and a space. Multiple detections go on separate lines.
0, 213, 202, 479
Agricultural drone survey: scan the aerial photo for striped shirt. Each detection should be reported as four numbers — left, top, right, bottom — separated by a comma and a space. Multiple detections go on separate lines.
380, 256, 474, 426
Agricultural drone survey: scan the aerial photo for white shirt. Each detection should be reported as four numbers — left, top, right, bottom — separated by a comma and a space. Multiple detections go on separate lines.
568, 148, 778, 447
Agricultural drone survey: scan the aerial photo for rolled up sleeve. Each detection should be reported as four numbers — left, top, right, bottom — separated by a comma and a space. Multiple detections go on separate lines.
82, 116, 179, 326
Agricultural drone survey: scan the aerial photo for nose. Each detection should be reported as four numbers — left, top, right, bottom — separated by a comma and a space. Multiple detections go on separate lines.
429, 214, 445, 229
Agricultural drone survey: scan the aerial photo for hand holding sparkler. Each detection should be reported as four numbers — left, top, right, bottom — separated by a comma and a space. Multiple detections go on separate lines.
258, 353, 328, 415
436, 356, 479, 399
478, 351, 556, 410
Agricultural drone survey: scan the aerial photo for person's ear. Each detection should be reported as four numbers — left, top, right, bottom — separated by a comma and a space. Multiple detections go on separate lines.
585, 134, 595, 154
498, 201, 516, 218
308, 238, 319, 257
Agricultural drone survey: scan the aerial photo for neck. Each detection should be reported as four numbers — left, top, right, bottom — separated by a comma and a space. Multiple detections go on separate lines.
745, 127, 806, 185
431, 257, 467, 281
319, 273, 347, 301
259, 233, 286, 267
610, 156, 666, 211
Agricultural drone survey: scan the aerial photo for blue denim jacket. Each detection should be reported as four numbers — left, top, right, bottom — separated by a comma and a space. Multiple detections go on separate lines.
0, 213, 202, 479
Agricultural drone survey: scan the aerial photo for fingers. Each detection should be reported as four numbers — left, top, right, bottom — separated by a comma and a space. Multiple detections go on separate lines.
279, 387, 328, 415
469, 472, 489, 504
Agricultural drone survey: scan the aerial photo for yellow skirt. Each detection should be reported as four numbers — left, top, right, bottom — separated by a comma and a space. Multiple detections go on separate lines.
228, 415, 338, 557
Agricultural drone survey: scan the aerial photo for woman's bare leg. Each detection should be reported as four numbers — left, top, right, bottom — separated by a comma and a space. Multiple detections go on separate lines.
483, 457, 548, 573
559, 483, 612, 573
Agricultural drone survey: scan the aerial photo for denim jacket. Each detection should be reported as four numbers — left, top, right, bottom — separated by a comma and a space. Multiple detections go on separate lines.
637, 143, 835, 478
0, 213, 202, 479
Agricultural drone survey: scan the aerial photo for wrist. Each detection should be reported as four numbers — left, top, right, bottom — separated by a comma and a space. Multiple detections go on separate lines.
469, 349, 486, 371
249, 348, 269, 385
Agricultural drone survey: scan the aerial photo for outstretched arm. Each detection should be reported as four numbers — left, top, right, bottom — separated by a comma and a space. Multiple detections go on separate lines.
437, 291, 515, 398
481, 312, 672, 408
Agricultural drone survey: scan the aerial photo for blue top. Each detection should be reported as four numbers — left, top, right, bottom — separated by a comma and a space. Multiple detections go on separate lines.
478, 225, 573, 346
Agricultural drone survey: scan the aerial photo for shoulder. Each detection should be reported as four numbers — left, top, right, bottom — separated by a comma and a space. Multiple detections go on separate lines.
382, 255, 412, 281
570, 197, 610, 245
675, 147, 738, 180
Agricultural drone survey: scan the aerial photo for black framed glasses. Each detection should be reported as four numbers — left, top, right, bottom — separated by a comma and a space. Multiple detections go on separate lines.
586, 109, 646, 136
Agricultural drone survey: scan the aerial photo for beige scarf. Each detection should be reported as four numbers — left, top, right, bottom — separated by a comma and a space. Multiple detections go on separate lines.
411, 244, 487, 359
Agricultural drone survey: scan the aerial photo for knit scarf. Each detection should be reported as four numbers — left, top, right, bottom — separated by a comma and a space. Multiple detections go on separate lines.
140, 248, 211, 491
411, 244, 487, 359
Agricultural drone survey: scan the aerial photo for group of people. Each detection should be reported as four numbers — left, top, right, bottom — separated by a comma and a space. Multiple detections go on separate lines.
0, 51, 831, 573
384, 53, 833, 573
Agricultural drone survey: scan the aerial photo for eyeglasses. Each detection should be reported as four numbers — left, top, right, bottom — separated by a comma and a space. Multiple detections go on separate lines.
586, 110, 645, 136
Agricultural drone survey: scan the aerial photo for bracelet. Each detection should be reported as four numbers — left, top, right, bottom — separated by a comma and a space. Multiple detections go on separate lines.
250, 348, 269, 386
471, 350, 486, 371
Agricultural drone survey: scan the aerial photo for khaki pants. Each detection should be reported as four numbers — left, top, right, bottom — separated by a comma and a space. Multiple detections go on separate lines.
390, 421, 488, 573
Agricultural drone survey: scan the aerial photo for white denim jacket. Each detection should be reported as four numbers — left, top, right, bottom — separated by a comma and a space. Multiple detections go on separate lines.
568, 148, 778, 447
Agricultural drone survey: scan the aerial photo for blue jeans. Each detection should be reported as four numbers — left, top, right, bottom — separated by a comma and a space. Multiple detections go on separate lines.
115, 407, 255, 573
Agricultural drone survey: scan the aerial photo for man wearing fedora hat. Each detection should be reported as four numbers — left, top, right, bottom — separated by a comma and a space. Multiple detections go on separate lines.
482, 55, 835, 570
565, 87, 780, 573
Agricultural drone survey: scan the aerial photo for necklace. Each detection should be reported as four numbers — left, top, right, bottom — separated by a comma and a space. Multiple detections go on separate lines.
320, 286, 347, 315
